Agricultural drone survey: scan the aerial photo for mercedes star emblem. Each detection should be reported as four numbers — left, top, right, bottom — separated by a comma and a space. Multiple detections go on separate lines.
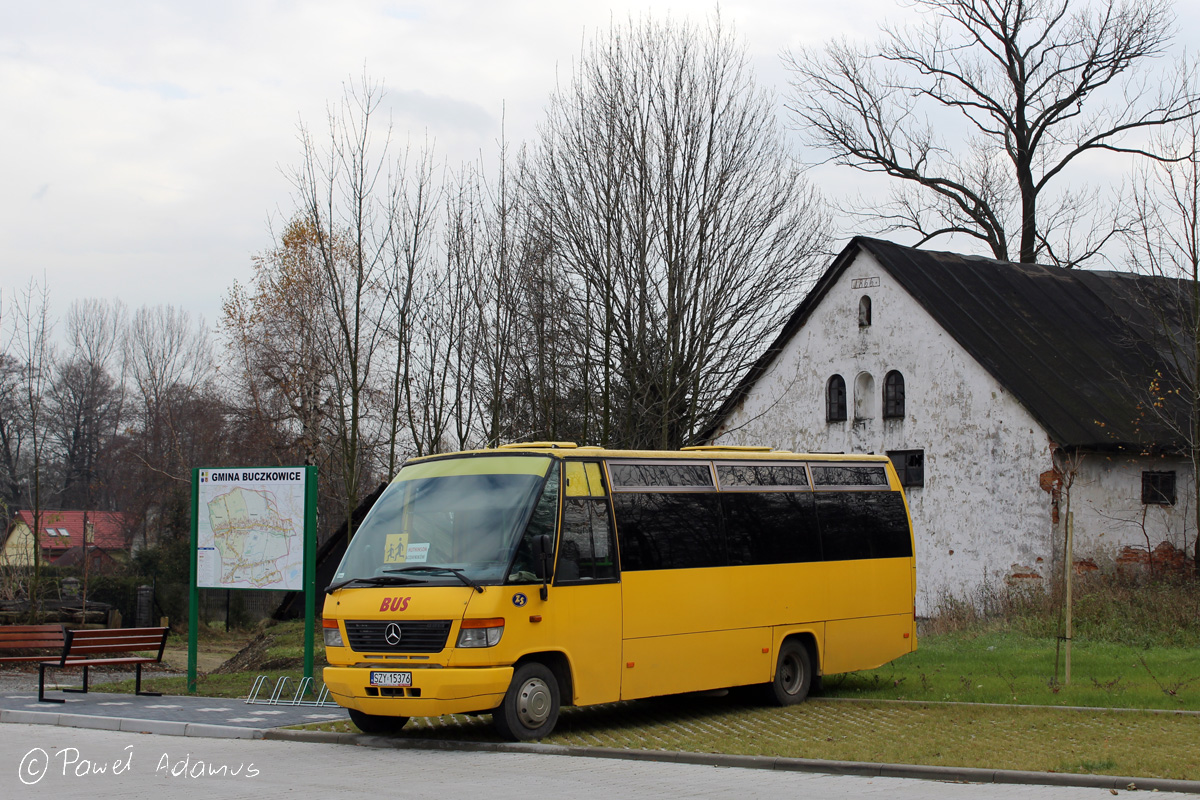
384, 622, 403, 646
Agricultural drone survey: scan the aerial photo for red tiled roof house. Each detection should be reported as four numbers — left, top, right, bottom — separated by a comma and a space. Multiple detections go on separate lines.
0, 510, 131, 567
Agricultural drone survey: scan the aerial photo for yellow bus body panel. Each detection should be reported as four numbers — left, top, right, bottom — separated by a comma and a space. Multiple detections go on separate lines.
620, 556, 913, 697
322, 580, 625, 715
621, 627, 772, 699
537, 582, 623, 705
823, 612, 915, 674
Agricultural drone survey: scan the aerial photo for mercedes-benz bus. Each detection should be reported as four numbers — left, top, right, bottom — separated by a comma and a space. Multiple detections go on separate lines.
322, 443, 917, 740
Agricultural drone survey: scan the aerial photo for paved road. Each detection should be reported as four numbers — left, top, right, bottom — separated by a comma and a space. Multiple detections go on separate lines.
0, 724, 1155, 800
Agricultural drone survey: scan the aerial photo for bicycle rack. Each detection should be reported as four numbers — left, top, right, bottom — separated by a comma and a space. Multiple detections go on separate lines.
246, 674, 339, 707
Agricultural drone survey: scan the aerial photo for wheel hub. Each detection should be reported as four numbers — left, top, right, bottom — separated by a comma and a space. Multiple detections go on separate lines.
781, 654, 802, 693
517, 677, 552, 727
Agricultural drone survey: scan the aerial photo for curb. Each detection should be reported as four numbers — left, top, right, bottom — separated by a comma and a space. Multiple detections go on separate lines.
1, 708, 264, 739
262, 728, 1200, 794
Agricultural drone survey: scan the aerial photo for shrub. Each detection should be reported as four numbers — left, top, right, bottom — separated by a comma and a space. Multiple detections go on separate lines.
926, 570, 1200, 648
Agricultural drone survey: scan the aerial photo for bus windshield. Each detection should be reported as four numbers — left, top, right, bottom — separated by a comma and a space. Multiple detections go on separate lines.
333, 455, 554, 587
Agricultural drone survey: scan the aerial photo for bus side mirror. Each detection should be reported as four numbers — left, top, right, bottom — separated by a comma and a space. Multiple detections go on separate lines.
532, 534, 553, 599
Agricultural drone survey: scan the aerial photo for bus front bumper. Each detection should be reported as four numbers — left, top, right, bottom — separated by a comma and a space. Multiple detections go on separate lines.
323, 665, 512, 718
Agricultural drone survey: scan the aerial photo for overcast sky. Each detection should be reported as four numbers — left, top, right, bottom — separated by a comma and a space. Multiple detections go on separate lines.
3, 0, 1198, 335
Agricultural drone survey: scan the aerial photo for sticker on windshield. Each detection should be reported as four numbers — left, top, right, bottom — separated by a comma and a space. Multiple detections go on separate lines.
384, 533, 410, 563
406, 543, 430, 563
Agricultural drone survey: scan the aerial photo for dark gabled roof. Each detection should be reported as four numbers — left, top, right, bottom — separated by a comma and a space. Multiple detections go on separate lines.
704, 237, 1192, 451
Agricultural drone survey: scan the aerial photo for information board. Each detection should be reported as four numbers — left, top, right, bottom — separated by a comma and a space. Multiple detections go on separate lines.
195, 468, 307, 591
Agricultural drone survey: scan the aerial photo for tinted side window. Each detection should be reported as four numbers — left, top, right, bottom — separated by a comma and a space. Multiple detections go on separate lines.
716, 464, 810, 489
613, 493, 723, 570
811, 465, 889, 487
723, 492, 822, 565
608, 462, 713, 489
557, 498, 618, 582
813, 491, 912, 561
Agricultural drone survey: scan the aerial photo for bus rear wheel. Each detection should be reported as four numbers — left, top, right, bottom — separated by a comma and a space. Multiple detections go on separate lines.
493, 661, 560, 741
348, 708, 409, 734
770, 640, 813, 705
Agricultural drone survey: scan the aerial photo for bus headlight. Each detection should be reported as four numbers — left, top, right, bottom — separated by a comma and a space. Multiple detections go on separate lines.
322, 618, 344, 648
456, 618, 505, 648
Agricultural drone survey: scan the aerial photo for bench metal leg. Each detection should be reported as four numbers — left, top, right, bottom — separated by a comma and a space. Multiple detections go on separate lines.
38, 664, 64, 704
63, 664, 88, 694
135, 664, 161, 697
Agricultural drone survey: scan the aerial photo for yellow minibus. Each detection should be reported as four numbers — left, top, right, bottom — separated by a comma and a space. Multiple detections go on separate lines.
322, 443, 917, 739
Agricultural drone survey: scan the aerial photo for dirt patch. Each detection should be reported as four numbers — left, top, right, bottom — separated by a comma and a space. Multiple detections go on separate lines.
211, 629, 302, 674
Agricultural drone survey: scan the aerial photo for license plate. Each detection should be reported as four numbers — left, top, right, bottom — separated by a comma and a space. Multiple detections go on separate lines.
369, 671, 413, 687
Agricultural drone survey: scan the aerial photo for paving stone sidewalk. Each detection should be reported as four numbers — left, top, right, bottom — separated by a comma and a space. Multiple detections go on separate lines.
0, 669, 345, 737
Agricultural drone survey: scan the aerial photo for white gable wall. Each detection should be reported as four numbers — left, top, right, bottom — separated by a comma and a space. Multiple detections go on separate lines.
713, 250, 1057, 612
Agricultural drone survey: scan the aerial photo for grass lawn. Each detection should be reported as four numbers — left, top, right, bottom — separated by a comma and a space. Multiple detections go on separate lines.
823, 631, 1200, 710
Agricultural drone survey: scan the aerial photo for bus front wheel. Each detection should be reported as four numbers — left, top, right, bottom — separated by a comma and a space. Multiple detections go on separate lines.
493, 661, 560, 741
348, 708, 409, 734
770, 641, 813, 705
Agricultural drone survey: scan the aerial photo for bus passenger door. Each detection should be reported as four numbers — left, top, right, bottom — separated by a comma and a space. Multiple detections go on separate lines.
552, 462, 622, 706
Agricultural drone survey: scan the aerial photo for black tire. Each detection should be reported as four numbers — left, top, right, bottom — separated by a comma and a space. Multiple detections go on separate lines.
493, 661, 560, 741
348, 708, 409, 734
770, 640, 813, 706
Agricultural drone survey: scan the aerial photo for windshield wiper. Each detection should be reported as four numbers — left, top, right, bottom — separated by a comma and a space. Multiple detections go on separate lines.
324, 575, 424, 594
383, 565, 485, 593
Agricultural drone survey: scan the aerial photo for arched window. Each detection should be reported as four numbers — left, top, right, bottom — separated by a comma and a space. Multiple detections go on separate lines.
854, 372, 875, 420
859, 295, 872, 327
884, 370, 905, 418
826, 375, 847, 422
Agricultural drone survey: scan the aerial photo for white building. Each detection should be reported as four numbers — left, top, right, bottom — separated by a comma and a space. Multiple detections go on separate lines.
704, 238, 1195, 613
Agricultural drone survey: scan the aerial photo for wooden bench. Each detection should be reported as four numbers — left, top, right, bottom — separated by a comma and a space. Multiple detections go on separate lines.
38, 627, 169, 703
0, 624, 66, 663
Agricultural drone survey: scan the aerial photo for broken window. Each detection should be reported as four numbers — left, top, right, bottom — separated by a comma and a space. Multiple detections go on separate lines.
883, 370, 905, 418
826, 375, 847, 422
1142, 471, 1176, 505
888, 449, 924, 488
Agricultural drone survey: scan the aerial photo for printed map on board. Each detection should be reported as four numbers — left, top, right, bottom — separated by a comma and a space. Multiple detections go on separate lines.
196, 469, 306, 590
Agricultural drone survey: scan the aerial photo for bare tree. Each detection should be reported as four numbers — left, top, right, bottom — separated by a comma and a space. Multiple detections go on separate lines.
383, 143, 444, 464
465, 132, 552, 448
6, 278, 55, 616
127, 305, 213, 464
46, 299, 127, 509
125, 304, 214, 548
442, 162, 490, 451
785, 0, 1198, 265
290, 73, 394, 542
1122, 110, 1200, 571
530, 12, 830, 448
0, 352, 25, 514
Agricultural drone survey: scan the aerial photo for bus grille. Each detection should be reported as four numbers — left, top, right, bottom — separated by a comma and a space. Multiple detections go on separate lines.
344, 620, 452, 653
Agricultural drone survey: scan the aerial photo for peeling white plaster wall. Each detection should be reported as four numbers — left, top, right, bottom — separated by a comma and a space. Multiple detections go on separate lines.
714, 250, 1055, 613
1069, 456, 1195, 565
